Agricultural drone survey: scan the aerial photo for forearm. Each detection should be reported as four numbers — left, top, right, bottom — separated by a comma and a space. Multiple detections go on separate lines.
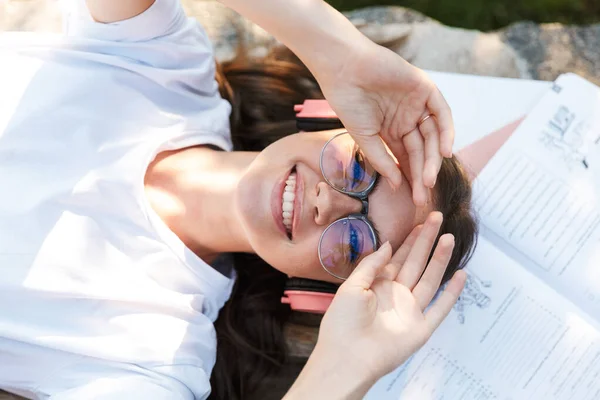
284, 343, 378, 400
218, 0, 371, 81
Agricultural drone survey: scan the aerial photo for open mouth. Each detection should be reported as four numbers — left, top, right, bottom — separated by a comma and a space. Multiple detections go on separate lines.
282, 166, 297, 239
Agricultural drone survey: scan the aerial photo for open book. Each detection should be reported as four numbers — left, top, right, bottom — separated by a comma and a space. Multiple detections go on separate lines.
365, 73, 600, 399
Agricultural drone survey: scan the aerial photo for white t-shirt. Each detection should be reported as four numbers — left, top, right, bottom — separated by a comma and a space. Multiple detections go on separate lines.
0, 1, 235, 398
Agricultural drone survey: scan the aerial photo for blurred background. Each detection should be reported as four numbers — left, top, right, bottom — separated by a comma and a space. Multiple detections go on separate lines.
1, 0, 599, 90
328, 0, 600, 30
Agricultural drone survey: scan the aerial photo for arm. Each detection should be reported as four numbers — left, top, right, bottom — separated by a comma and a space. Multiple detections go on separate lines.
218, 0, 369, 84
84, 0, 155, 23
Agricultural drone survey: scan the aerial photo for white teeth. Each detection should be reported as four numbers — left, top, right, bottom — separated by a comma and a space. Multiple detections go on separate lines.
282, 171, 297, 233
283, 192, 295, 202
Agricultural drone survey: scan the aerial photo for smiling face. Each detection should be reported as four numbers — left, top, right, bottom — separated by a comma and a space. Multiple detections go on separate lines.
235, 129, 433, 283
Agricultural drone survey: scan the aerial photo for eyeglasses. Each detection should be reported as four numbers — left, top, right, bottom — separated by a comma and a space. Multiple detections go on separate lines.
318, 132, 380, 280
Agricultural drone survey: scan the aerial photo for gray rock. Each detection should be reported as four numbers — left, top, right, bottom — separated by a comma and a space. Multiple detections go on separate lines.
501, 21, 600, 85
355, 19, 526, 78
344, 5, 432, 25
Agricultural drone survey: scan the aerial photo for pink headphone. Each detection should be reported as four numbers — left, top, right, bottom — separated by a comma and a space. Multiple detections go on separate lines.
281, 278, 339, 314
279, 100, 343, 314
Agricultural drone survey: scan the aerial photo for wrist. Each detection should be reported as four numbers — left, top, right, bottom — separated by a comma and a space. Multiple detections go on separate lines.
291, 1, 371, 77
284, 341, 379, 400
308, 28, 373, 85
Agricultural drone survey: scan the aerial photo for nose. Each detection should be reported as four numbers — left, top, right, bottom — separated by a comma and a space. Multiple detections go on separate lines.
314, 181, 363, 226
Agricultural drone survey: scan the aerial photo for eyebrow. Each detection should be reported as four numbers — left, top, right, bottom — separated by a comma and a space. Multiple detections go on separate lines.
368, 166, 413, 247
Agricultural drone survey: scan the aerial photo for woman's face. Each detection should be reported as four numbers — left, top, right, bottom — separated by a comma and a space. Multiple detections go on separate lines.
235, 129, 433, 283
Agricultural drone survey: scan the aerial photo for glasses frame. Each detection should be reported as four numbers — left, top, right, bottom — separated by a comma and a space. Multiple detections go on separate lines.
317, 132, 380, 280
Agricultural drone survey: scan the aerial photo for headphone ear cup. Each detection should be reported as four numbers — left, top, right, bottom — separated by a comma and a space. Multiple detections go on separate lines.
281, 278, 339, 314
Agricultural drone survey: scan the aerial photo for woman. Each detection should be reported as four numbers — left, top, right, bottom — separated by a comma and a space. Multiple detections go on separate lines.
0, 0, 475, 399
210, 47, 476, 400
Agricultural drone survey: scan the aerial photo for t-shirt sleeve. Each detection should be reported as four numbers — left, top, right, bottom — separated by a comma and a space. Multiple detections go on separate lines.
58, 0, 233, 150
46, 372, 198, 400
61, 0, 187, 42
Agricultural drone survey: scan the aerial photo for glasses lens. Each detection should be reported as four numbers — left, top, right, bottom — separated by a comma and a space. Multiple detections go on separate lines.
321, 133, 377, 194
319, 218, 377, 279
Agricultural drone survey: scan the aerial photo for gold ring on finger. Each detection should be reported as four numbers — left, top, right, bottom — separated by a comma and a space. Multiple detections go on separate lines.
417, 114, 432, 128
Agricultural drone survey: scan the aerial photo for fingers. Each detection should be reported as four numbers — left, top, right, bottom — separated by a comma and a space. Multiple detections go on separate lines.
346, 242, 392, 290
396, 212, 443, 288
428, 88, 454, 158
402, 129, 428, 206
418, 113, 442, 188
379, 225, 422, 280
424, 269, 466, 332
412, 233, 455, 310
350, 134, 402, 190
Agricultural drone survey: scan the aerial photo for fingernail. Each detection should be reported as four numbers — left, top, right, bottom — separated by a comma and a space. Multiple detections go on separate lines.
378, 241, 391, 254
428, 211, 444, 225
454, 269, 467, 284
388, 175, 402, 192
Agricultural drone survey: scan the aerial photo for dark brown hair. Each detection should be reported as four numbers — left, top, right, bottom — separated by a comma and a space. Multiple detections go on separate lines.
209, 46, 477, 400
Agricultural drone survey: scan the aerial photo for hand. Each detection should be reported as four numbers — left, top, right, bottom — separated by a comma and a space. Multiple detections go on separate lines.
317, 42, 455, 205
315, 212, 466, 380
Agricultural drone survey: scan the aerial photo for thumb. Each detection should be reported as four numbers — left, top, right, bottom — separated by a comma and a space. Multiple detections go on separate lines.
350, 133, 403, 189
346, 242, 392, 290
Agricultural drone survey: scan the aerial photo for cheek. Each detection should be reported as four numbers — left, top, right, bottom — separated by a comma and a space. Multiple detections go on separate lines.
235, 170, 270, 243
271, 244, 319, 276
253, 237, 337, 281
263, 134, 319, 162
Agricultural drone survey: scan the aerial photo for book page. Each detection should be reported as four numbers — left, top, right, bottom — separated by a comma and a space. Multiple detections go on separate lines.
365, 238, 600, 400
472, 73, 600, 317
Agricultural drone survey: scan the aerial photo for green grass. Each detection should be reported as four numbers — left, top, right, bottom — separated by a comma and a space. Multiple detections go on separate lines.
328, 0, 600, 30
